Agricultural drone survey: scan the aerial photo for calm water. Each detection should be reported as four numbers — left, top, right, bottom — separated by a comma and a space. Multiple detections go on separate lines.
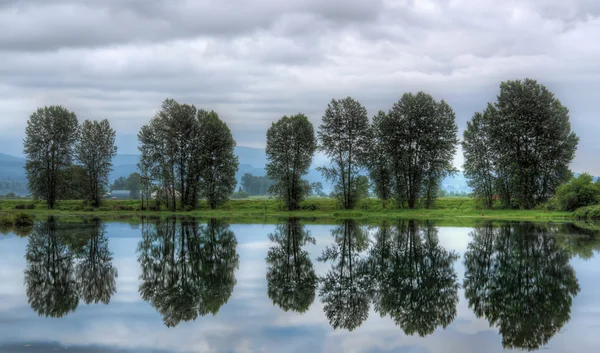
1, 217, 600, 353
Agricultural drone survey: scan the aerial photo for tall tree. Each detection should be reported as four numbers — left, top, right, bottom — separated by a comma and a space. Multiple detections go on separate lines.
463, 79, 579, 209
318, 97, 371, 209
24, 106, 79, 209
462, 111, 495, 208
266, 114, 317, 210
138, 99, 200, 211
368, 111, 394, 204
376, 92, 458, 209
197, 110, 239, 209
76, 119, 117, 207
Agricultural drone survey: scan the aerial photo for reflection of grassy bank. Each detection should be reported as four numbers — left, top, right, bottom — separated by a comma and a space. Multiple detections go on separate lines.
0, 197, 575, 225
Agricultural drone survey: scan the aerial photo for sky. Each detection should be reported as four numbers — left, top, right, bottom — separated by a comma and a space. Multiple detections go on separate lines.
0, 0, 599, 173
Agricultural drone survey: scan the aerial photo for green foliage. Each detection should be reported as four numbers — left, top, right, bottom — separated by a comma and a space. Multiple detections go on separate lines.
463, 79, 579, 209
0, 214, 13, 226
240, 173, 275, 196
13, 212, 34, 227
318, 97, 371, 209
197, 110, 239, 209
553, 173, 600, 211
76, 119, 117, 207
14, 203, 35, 209
266, 114, 317, 210
231, 190, 249, 199
24, 106, 79, 209
373, 92, 458, 209
138, 100, 238, 210
574, 205, 600, 220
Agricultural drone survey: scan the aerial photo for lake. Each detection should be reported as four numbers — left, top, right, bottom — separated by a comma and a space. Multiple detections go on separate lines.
1, 217, 599, 353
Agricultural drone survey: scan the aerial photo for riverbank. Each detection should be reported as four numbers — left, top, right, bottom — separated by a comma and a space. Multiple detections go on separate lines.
0, 197, 575, 224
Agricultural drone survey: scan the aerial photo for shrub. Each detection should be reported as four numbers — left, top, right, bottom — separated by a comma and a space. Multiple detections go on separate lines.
0, 215, 14, 226
183, 205, 194, 212
13, 213, 35, 227
14, 204, 35, 210
82, 206, 95, 212
300, 203, 319, 211
574, 205, 600, 220
231, 191, 249, 199
554, 173, 600, 211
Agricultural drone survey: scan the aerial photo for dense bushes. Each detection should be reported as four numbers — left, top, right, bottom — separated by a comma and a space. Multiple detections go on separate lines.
0, 213, 35, 228
553, 174, 600, 211
14, 203, 35, 210
574, 205, 600, 220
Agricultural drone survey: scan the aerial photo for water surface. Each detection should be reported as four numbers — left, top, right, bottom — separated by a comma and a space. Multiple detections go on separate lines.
1, 217, 599, 353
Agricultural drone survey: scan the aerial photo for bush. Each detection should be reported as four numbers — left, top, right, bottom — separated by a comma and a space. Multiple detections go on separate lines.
82, 206, 95, 212
300, 203, 319, 211
554, 173, 600, 211
574, 205, 600, 220
183, 205, 194, 212
13, 213, 35, 227
0, 215, 14, 226
231, 191, 249, 199
14, 204, 35, 210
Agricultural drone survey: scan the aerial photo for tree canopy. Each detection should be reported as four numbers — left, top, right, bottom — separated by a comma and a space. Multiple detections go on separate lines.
24, 106, 79, 209
463, 79, 579, 209
266, 114, 316, 210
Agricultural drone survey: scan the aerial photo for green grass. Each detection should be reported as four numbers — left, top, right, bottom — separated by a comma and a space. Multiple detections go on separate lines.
0, 197, 575, 225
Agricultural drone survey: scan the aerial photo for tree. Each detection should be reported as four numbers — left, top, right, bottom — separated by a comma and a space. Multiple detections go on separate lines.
553, 173, 600, 211
318, 219, 371, 331
368, 111, 394, 204
197, 110, 239, 209
266, 114, 317, 210
266, 218, 317, 313
463, 79, 579, 209
310, 182, 324, 196
318, 97, 371, 209
462, 112, 495, 208
76, 119, 117, 207
138, 99, 200, 211
240, 173, 276, 196
463, 223, 580, 350
368, 220, 459, 336
62, 165, 87, 200
126, 172, 142, 199
375, 92, 458, 209
24, 106, 79, 209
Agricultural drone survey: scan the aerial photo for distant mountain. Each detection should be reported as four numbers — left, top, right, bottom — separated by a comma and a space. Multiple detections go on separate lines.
0, 153, 26, 181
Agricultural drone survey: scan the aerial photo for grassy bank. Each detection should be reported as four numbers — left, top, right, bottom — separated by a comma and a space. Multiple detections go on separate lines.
0, 197, 575, 224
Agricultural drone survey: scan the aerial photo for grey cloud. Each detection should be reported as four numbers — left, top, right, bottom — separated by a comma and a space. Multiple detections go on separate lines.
0, 0, 384, 51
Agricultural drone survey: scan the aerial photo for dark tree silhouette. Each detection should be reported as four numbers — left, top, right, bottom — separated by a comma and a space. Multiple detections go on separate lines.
318, 219, 371, 331
24, 217, 79, 318
138, 217, 239, 327
266, 218, 317, 313
368, 220, 459, 336
463, 222, 580, 350
75, 219, 118, 304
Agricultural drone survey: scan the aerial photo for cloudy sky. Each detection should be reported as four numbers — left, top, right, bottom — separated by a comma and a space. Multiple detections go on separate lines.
1, 0, 599, 172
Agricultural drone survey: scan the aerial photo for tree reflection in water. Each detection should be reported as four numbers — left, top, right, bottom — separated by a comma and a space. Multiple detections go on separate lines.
138, 217, 239, 327
318, 219, 371, 331
368, 220, 460, 336
463, 222, 580, 351
24, 217, 117, 318
266, 218, 317, 313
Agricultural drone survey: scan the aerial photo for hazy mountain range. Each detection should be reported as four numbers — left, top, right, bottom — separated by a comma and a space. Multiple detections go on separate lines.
0, 147, 472, 195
